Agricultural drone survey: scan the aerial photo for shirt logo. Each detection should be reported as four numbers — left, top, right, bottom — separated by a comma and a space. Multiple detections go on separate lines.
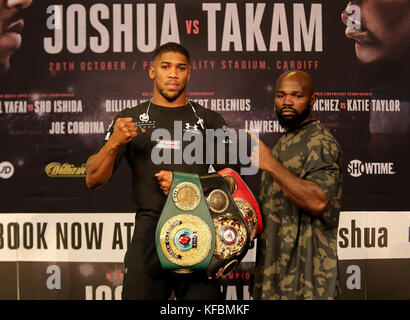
155, 139, 181, 150
184, 123, 201, 134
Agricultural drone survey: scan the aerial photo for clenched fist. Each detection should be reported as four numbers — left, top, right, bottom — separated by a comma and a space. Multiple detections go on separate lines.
109, 117, 137, 148
155, 170, 173, 195
248, 130, 274, 172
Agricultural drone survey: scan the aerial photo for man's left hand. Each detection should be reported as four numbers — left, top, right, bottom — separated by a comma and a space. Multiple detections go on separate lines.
248, 131, 274, 172
155, 170, 173, 195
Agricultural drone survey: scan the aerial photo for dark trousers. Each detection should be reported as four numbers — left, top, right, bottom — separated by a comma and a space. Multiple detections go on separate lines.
122, 212, 223, 300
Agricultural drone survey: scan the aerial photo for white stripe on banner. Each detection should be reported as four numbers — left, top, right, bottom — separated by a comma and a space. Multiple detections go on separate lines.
337, 211, 410, 260
0, 213, 135, 262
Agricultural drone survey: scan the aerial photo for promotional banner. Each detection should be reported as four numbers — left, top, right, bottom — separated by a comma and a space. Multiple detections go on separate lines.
1, 0, 409, 299
338, 211, 410, 299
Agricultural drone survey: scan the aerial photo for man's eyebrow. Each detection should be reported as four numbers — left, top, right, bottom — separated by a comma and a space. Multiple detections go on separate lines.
276, 90, 305, 94
160, 61, 188, 66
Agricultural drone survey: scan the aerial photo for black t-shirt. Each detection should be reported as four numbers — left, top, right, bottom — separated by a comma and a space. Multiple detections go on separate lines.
99, 101, 237, 215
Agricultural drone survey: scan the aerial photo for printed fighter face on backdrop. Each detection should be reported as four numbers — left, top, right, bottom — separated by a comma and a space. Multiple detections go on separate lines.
155, 169, 261, 278
0, 0, 33, 73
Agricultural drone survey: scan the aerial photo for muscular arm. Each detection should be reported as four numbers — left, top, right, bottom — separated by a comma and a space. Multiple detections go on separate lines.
250, 132, 329, 216
86, 117, 137, 189
262, 155, 329, 216
86, 140, 121, 189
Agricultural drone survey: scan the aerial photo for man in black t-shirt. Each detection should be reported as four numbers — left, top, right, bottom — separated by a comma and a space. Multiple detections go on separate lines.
86, 42, 233, 300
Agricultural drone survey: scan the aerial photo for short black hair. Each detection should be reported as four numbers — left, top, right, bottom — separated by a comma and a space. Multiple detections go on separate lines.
153, 42, 190, 63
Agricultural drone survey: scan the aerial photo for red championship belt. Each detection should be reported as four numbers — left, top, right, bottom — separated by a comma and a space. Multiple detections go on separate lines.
218, 168, 263, 239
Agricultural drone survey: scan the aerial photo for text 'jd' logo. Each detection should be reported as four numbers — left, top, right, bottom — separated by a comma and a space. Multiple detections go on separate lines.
0, 161, 15, 179
347, 159, 395, 177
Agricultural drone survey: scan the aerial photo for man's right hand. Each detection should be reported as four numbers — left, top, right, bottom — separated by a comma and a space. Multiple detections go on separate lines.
85, 117, 136, 189
109, 117, 138, 148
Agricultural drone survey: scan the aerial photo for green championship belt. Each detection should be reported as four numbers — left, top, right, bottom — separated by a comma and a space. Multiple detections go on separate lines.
155, 171, 215, 273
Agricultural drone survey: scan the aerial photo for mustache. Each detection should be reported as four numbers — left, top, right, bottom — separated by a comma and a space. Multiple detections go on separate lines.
341, 3, 378, 39
341, 9, 362, 28
279, 106, 297, 114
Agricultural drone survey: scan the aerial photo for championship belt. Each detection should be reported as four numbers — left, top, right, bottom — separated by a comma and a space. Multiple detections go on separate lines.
155, 171, 215, 274
200, 172, 251, 279
218, 168, 263, 239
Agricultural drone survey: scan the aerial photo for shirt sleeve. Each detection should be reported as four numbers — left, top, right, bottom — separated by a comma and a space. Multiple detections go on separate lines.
303, 137, 342, 202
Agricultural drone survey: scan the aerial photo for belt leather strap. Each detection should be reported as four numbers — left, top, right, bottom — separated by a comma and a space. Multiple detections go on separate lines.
218, 168, 263, 239
200, 172, 251, 279
155, 171, 215, 273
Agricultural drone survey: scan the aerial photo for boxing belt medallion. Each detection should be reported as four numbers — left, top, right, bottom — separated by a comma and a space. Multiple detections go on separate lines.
155, 171, 215, 274
200, 172, 251, 279
218, 168, 263, 240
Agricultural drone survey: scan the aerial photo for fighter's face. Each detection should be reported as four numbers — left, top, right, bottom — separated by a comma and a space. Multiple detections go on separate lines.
0, 0, 32, 73
274, 78, 315, 130
149, 51, 190, 104
342, 0, 410, 64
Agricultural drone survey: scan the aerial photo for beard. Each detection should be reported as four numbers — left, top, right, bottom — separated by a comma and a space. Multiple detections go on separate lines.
276, 104, 311, 130
158, 84, 187, 103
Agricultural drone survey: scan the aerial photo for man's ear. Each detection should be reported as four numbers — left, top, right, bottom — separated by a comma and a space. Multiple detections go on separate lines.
149, 66, 154, 80
310, 93, 317, 107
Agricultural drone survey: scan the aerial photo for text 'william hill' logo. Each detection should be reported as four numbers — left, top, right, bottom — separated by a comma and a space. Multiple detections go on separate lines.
347, 159, 395, 177
45, 162, 86, 177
